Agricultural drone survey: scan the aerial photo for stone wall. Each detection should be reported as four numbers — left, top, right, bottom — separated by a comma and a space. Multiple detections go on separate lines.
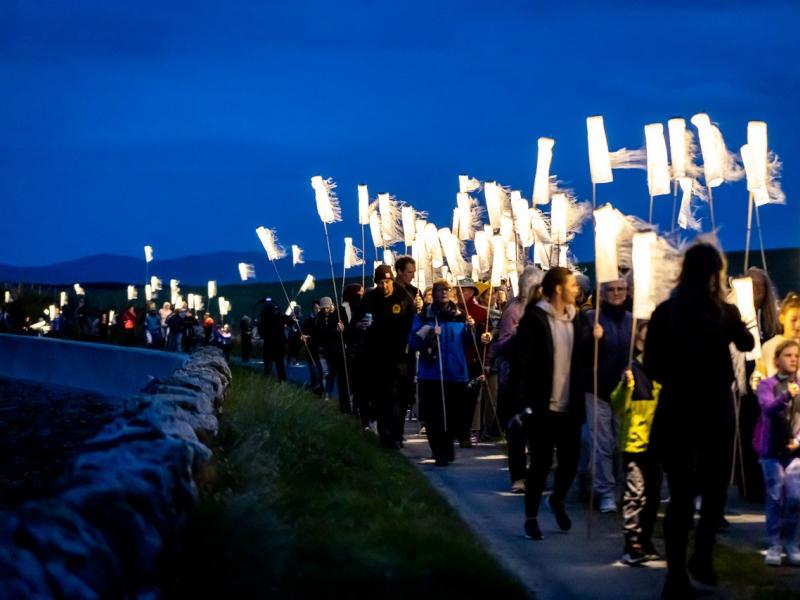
0, 347, 231, 599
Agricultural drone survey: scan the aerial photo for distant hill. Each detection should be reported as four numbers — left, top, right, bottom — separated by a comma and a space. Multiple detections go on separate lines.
1, 247, 797, 297
0, 252, 344, 286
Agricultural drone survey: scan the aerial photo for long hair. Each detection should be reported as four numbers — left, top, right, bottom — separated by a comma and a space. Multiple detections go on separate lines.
746, 267, 780, 340
675, 243, 726, 306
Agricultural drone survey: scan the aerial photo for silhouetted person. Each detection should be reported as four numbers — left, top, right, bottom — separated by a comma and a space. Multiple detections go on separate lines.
258, 298, 289, 382
644, 243, 754, 598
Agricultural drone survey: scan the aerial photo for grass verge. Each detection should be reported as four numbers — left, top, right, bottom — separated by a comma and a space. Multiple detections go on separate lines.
170, 365, 528, 599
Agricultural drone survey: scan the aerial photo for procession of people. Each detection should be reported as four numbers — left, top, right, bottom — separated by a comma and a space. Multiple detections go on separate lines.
3, 241, 800, 600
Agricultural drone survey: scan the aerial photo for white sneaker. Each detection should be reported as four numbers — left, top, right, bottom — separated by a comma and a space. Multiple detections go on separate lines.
368, 421, 379, 435
599, 495, 618, 513
511, 479, 526, 494
765, 544, 783, 566
785, 542, 800, 566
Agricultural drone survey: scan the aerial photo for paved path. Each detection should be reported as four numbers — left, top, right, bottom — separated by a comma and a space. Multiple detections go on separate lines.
399, 421, 797, 600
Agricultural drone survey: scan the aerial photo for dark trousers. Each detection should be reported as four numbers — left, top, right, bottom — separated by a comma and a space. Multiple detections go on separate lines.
320, 353, 352, 414
241, 333, 252, 362
663, 427, 733, 583
458, 382, 479, 442
500, 382, 528, 482
262, 344, 287, 382
419, 379, 467, 461
524, 411, 582, 518
307, 352, 323, 395
737, 391, 765, 501
622, 451, 663, 546
360, 357, 409, 445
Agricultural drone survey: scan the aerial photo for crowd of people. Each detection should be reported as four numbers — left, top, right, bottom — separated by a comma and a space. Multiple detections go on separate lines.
0, 295, 236, 358
3, 243, 800, 598
262, 246, 800, 599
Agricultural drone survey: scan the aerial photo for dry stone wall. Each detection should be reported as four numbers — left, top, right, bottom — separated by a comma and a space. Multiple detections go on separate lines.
0, 347, 231, 599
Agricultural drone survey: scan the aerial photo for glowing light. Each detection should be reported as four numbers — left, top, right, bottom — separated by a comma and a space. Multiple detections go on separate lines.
690, 113, 723, 187
593, 204, 621, 284
292, 245, 304, 267
587, 116, 613, 184
255, 226, 286, 261
644, 123, 671, 197
550, 193, 568, 245
532, 137, 555, 205
402, 206, 416, 247
207, 280, 217, 299
299, 274, 315, 293
310, 175, 341, 223
238, 262, 255, 281
667, 118, 687, 179
144, 245, 154, 263
732, 277, 762, 360
358, 184, 370, 225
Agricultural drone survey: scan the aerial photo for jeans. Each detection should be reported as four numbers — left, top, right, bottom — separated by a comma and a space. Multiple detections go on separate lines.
581, 394, 619, 498
761, 457, 800, 545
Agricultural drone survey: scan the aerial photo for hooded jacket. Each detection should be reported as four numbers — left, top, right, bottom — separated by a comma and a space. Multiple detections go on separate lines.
509, 299, 593, 421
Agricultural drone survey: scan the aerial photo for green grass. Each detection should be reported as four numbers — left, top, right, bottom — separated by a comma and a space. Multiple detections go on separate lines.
715, 543, 800, 600
169, 366, 528, 599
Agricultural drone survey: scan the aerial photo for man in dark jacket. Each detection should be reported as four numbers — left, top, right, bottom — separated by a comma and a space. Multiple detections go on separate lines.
351, 265, 416, 447
258, 298, 289, 382
301, 300, 323, 394
313, 296, 350, 413
510, 267, 597, 541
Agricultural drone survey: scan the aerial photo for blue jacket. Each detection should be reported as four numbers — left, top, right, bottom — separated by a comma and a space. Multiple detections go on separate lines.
409, 303, 471, 383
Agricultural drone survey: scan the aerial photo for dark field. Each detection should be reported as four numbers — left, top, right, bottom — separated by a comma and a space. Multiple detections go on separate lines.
0, 379, 120, 508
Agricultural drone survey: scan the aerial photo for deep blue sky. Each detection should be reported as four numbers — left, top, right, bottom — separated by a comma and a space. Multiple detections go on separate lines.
1, 0, 798, 267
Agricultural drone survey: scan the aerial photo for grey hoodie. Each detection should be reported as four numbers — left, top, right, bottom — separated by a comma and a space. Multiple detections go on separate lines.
536, 299, 576, 412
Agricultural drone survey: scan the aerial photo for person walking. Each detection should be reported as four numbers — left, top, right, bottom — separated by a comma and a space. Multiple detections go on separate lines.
753, 339, 800, 566
582, 278, 633, 513
611, 322, 663, 565
410, 279, 476, 466
258, 298, 290, 382
644, 243, 754, 598
511, 267, 597, 540
351, 265, 416, 447
489, 266, 543, 493
313, 296, 350, 413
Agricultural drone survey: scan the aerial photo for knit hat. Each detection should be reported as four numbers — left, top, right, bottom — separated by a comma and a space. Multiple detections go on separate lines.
320, 296, 333, 308
374, 264, 394, 282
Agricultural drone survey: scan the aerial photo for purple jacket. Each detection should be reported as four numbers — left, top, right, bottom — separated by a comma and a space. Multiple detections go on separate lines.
488, 297, 525, 387
753, 374, 800, 458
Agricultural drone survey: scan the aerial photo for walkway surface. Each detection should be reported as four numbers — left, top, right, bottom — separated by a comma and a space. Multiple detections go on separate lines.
400, 421, 800, 600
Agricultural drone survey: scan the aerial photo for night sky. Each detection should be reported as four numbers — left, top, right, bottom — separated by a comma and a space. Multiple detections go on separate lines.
1, 1, 798, 267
